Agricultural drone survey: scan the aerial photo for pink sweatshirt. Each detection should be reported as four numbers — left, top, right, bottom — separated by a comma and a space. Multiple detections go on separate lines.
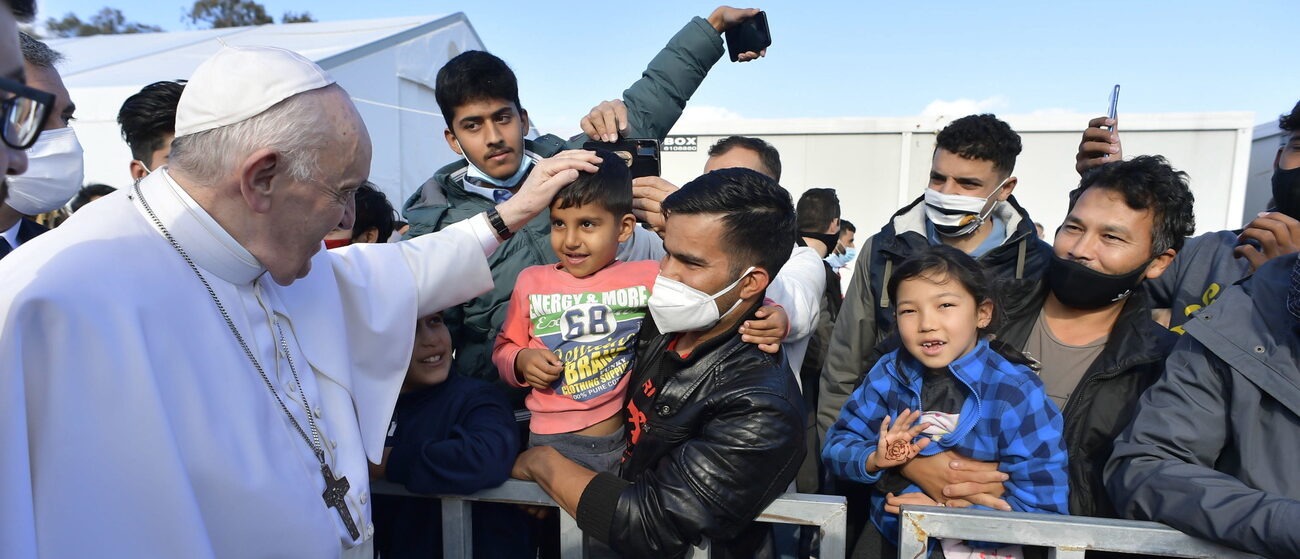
493, 260, 659, 435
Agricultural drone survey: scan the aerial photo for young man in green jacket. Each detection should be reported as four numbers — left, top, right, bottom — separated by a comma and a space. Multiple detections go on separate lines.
403, 7, 766, 390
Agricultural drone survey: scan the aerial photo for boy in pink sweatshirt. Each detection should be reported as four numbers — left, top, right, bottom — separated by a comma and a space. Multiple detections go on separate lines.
494, 151, 785, 472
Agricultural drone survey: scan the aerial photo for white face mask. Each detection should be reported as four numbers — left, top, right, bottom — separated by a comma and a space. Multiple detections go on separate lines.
922, 177, 1009, 237
6, 127, 85, 215
464, 153, 532, 188
648, 266, 755, 334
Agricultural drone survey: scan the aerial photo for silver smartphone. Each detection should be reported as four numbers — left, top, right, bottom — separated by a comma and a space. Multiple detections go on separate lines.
1107, 85, 1120, 126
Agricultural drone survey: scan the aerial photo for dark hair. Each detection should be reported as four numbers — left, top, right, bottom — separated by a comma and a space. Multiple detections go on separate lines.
553, 149, 633, 217
887, 244, 999, 334
840, 219, 856, 233
796, 188, 841, 233
1280, 100, 1300, 133
663, 167, 795, 277
1072, 155, 1195, 255
934, 114, 1022, 176
351, 182, 396, 243
434, 51, 522, 128
69, 183, 116, 212
6, 0, 35, 21
117, 80, 185, 164
707, 135, 782, 181
18, 32, 61, 68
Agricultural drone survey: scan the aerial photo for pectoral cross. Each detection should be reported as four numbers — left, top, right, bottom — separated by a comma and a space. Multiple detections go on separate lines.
321, 464, 361, 540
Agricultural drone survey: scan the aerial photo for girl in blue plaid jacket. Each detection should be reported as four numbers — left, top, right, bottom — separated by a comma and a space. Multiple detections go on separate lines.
822, 246, 1068, 556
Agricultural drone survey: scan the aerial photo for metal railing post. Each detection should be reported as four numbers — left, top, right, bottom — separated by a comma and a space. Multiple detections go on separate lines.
896, 505, 1261, 559
558, 510, 586, 558
440, 497, 473, 557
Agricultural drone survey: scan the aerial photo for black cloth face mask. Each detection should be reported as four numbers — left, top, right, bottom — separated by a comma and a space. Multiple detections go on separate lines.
1047, 253, 1152, 310
1271, 164, 1300, 221
801, 231, 840, 252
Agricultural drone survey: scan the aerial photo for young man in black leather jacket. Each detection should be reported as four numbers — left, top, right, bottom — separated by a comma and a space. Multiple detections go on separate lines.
512, 168, 806, 559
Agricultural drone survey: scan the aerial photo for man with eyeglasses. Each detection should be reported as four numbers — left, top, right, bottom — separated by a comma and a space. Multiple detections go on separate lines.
0, 0, 41, 210
0, 32, 79, 260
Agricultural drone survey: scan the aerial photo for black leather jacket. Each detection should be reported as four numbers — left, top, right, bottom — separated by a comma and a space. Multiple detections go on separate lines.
576, 307, 806, 559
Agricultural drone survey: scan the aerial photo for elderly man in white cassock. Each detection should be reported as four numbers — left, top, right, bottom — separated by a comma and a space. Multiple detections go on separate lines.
0, 45, 598, 557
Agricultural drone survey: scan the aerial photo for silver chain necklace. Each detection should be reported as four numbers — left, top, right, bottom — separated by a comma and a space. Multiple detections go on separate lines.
133, 181, 362, 540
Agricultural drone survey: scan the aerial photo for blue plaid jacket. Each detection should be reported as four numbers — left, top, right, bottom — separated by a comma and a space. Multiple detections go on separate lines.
822, 339, 1069, 544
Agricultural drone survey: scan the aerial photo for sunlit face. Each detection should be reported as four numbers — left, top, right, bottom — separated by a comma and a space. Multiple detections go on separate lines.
24, 63, 72, 130
403, 312, 452, 392
839, 227, 855, 250
659, 212, 748, 315
1053, 186, 1168, 280
264, 91, 371, 285
444, 98, 528, 181
928, 148, 1013, 201
704, 146, 773, 179
895, 273, 992, 370
550, 201, 634, 279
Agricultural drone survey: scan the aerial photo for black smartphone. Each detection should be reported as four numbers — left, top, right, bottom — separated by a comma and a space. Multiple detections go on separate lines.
583, 138, 661, 178
725, 11, 770, 62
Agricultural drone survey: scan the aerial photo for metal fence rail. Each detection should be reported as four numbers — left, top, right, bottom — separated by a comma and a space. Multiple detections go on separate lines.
372, 479, 848, 558
896, 505, 1261, 559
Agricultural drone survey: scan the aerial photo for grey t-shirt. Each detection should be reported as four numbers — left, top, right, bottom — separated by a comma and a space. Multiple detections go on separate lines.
1023, 310, 1107, 410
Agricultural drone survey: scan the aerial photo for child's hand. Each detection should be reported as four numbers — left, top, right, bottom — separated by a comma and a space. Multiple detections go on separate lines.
868, 409, 933, 471
515, 349, 564, 390
739, 305, 789, 354
883, 491, 939, 515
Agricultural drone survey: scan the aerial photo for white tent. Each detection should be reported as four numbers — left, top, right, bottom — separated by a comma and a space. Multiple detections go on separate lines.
50, 14, 485, 208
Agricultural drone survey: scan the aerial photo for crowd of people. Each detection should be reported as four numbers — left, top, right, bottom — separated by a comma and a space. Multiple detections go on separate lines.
0, 1, 1295, 558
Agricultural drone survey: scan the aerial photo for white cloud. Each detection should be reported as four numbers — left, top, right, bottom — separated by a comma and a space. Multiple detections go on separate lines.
920, 96, 1009, 119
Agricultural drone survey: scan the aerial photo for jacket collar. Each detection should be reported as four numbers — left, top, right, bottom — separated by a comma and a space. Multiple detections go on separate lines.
1183, 255, 1300, 415
405, 142, 545, 213
882, 193, 1033, 255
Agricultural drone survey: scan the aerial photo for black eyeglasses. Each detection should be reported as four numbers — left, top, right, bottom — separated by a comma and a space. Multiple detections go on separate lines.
0, 76, 53, 150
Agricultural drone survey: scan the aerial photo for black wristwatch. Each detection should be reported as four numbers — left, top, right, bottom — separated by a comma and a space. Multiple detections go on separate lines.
486, 207, 514, 240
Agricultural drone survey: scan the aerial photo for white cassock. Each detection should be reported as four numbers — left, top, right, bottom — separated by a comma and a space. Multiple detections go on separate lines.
0, 169, 497, 558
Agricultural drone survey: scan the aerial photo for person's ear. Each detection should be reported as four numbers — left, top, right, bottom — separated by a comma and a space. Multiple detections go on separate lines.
129, 160, 149, 180
1276, 147, 1284, 171
356, 227, 380, 244
239, 148, 279, 214
738, 267, 771, 300
997, 176, 1017, 201
617, 212, 637, 243
444, 128, 462, 156
976, 298, 994, 329
827, 217, 841, 235
1144, 248, 1177, 280
518, 107, 530, 135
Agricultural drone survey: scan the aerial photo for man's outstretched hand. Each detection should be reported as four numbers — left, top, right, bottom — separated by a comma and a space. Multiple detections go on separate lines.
707, 6, 767, 62
580, 99, 630, 143
1076, 117, 1122, 176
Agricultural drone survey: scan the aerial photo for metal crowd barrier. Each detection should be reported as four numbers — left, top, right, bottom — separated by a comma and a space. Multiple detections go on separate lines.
896, 505, 1262, 559
370, 479, 848, 558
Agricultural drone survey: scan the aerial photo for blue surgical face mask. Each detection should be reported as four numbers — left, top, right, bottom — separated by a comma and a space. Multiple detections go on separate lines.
464, 153, 533, 189
825, 247, 858, 270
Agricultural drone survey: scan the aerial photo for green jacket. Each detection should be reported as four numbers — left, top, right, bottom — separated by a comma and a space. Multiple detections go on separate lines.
402, 16, 725, 388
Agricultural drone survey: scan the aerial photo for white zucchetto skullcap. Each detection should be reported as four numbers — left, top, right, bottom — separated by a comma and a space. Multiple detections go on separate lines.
175, 45, 336, 138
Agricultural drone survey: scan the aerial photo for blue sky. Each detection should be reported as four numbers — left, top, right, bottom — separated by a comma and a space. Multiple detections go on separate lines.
36, 0, 1298, 134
